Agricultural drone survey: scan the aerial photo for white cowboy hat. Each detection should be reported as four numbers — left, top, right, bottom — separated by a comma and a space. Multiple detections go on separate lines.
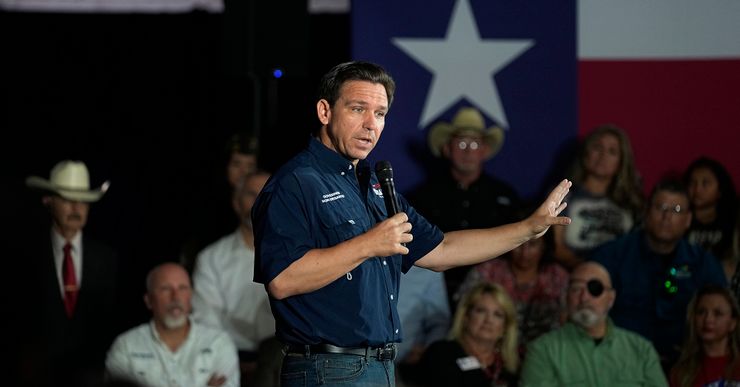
26, 160, 110, 202
428, 106, 505, 160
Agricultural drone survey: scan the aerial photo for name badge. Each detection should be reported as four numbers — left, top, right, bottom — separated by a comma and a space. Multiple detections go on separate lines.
456, 356, 481, 371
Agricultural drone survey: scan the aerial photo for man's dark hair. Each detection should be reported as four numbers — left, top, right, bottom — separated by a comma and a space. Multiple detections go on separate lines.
316, 61, 396, 109
648, 178, 691, 210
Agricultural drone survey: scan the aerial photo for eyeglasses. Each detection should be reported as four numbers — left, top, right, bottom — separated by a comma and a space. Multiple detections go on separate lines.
456, 140, 480, 151
568, 279, 611, 297
651, 202, 685, 215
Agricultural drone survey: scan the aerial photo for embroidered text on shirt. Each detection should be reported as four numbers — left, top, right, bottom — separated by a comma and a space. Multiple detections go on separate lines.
321, 191, 345, 203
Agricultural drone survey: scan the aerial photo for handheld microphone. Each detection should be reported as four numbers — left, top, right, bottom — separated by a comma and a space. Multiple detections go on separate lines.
375, 160, 400, 217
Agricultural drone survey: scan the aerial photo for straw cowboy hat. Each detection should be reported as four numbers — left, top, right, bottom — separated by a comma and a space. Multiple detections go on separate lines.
428, 106, 504, 160
26, 160, 110, 202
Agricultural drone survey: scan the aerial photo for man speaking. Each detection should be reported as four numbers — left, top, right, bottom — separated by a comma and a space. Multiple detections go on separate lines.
252, 61, 571, 387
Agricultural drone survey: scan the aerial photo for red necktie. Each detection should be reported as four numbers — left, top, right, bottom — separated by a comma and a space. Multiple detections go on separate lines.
62, 243, 78, 318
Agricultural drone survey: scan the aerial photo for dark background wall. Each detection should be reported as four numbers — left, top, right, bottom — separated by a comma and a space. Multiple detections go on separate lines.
1, 3, 349, 322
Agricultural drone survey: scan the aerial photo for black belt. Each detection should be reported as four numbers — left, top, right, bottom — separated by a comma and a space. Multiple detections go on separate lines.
285, 343, 397, 361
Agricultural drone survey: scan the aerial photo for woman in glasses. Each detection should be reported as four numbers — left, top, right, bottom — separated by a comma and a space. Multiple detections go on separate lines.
670, 284, 740, 387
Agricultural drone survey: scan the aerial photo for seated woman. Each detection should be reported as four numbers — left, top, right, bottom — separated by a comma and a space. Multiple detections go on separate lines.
684, 156, 738, 281
670, 284, 740, 387
418, 283, 520, 387
553, 124, 643, 269
455, 217, 568, 344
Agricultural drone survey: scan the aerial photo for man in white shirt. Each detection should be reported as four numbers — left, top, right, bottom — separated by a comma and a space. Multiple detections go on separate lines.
193, 171, 282, 385
106, 262, 239, 387
191, 172, 275, 359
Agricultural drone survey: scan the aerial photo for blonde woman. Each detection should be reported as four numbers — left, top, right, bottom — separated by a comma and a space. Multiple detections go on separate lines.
670, 285, 740, 387
418, 283, 520, 387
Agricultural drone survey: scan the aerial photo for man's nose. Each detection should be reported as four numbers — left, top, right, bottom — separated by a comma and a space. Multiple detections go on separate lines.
363, 112, 380, 131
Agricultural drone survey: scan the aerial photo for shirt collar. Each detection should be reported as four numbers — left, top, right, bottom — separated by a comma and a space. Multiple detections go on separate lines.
148, 317, 194, 347
568, 317, 618, 342
51, 228, 82, 253
307, 136, 358, 175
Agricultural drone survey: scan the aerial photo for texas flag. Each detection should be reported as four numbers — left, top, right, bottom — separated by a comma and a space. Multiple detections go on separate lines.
352, 0, 740, 199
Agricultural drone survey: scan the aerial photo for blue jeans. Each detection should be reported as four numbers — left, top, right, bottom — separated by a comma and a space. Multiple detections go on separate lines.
280, 352, 395, 386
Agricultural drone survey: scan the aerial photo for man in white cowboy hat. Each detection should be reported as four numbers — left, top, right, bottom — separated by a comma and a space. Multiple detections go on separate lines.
408, 106, 520, 308
18, 160, 121, 387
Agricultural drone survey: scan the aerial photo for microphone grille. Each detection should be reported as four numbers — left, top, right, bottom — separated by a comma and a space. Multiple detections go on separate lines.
375, 161, 393, 180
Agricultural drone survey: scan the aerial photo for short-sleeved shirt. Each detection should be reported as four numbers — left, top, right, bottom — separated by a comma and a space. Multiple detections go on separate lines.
562, 186, 634, 259
253, 138, 444, 347
105, 320, 240, 387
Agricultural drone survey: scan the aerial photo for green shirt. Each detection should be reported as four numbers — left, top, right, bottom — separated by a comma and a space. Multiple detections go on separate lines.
520, 320, 667, 387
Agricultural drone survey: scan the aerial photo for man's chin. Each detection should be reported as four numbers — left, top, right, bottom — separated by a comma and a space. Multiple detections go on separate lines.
163, 315, 188, 329
570, 309, 603, 328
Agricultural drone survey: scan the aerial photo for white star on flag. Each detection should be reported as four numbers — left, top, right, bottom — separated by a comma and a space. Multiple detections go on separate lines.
392, 0, 534, 128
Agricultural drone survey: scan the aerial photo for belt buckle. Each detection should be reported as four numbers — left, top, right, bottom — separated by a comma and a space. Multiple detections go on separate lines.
376, 344, 396, 361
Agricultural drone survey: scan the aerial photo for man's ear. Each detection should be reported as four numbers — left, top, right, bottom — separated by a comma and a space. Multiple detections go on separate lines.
42, 196, 52, 206
317, 99, 331, 125
144, 294, 152, 310
441, 142, 451, 158
607, 289, 616, 309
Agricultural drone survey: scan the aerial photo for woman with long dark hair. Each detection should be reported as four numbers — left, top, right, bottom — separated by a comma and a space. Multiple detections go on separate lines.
684, 156, 738, 280
553, 124, 643, 269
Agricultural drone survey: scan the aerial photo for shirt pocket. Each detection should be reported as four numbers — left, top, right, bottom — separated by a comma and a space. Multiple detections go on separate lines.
317, 205, 366, 246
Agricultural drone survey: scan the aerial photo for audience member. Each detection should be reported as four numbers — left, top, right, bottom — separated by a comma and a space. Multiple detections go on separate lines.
669, 284, 740, 387
520, 261, 667, 386
592, 178, 727, 370
455, 205, 569, 344
553, 124, 643, 269
417, 283, 520, 387
408, 106, 520, 306
106, 263, 239, 387
20, 160, 120, 386
684, 156, 738, 280
191, 170, 278, 385
183, 131, 260, 274
395, 266, 451, 385
225, 132, 259, 189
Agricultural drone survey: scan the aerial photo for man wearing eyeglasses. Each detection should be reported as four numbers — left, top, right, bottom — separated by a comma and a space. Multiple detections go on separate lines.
590, 178, 727, 372
521, 261, 667, 387
408, 106, 520, 308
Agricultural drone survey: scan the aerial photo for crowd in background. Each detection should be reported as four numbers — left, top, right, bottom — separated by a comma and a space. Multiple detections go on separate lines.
11, 105, 740, 387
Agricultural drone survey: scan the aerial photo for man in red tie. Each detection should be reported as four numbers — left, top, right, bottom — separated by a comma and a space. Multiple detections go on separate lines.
20, 160, 120, 387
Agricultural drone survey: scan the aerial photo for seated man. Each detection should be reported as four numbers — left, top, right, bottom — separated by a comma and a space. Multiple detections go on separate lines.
520, 262, 667, 387
591, 178, 727, 368
105, 263, 239, 387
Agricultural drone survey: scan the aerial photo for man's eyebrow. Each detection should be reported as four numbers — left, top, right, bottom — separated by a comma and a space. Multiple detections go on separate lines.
343, 99, 388, 111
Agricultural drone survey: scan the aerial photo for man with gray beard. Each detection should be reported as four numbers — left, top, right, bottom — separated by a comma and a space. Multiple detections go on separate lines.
520, 262, 667, 387
105, 263, 239, 387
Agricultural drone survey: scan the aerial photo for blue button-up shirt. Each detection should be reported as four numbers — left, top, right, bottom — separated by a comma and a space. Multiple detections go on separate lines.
253, 138, 444, 347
